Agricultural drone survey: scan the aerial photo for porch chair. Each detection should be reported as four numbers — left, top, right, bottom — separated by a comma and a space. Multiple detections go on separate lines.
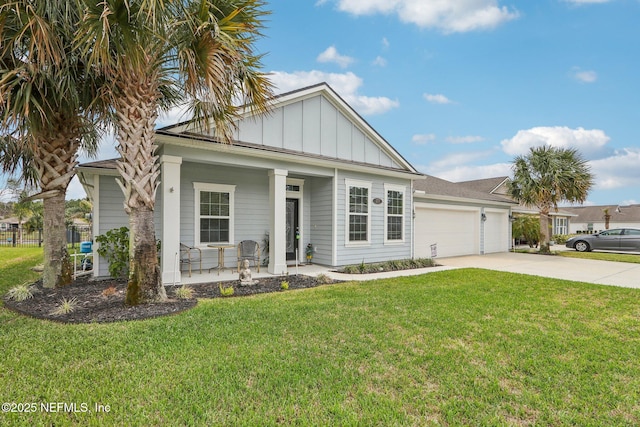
237, 240, 260, 273
180, 243, 202, 277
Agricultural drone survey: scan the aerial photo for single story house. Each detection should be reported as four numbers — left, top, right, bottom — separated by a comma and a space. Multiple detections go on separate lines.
413, 175, 516, 257
562, 205, 640, 234
79, 83, 424, 284
0, 217, 20, 231
459, 176, 576, 236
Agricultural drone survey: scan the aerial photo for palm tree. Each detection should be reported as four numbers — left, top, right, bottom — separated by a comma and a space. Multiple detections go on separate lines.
512, 214, 541, 248
508, 146, 594, 253
76, 0, 273, 304
0, 0, 103, 287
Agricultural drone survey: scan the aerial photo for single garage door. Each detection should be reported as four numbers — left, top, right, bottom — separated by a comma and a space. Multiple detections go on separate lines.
415, 204, 479, 258
483, 210, 509, 254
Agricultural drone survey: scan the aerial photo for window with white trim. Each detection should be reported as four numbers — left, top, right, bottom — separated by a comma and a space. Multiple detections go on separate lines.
194, 183, 235, 246
555, 217, 567, 235
385, 184, 405, 242
346, 180, 371, 244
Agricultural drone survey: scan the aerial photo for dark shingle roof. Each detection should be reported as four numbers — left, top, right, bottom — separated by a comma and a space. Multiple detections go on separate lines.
414, 175, 515, 204
457, 176, 509, 195
561, 205, 640, 223
78, 159, 119, 170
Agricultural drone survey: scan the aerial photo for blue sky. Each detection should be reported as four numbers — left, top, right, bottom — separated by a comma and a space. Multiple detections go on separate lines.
67, 0, 639, 205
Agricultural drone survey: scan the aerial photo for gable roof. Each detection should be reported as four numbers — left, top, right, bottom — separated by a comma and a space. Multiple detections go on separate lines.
158, 83, 418, 175
458, 176, 510, 195
456, 176, 578, 216
414, 174, 516, 205
561, 205, 640, 223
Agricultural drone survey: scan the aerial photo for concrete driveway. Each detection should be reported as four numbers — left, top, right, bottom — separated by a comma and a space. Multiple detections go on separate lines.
437, 251, 640, 289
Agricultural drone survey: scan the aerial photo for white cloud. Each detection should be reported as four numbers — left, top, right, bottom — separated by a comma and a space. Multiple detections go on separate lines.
317, 46, 354, 68
500, 126, 610, 159
564, 0, 611, 4
590, 148, 640, 190
372, 56, 387, 67
269, 70, 399, 115
570, 68, 598, 83
381, 37, 390, 49
424, 93, 454, 104
424, 162, 512, 183
412, 134, 437, 145
429, 150, 496, 170
446, 135, 485, 144
331, 0, 519, 33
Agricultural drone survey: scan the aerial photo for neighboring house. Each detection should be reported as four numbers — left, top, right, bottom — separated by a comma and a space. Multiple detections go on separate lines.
78, 83, 423, 284
562, 205, 640, 234
413, 175, 517, 258
0, 217, 19, 231
459, 176, 576, 236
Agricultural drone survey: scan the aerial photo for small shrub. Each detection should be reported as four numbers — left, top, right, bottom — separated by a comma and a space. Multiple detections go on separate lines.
96, 227, 161, 279
51, 297, 79, 315
175, 285, 194, 300
358, 259, 367, 273
280, 280, 289, 290
101, 286, 118, 297
315, 273, 332, 285
552, 234, 570, 245
341, 265, 359, 274
339, 258, 437, 274
7, 284, 33, 301
219, 283, 234, 297
96, 227, 130, 279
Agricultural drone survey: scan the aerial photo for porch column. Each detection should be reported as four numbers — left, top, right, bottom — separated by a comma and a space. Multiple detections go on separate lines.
268, 169, 288, 274
161, 155, 182, 284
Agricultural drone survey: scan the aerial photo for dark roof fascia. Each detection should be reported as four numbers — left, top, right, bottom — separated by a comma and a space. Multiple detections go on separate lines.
414, 192, 516, 208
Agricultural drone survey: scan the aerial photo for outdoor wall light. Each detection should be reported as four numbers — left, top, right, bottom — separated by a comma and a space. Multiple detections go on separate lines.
481, 213, 487, 222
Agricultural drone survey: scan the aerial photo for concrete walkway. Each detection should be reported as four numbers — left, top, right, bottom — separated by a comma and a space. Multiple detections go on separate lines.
181, 249, 639, 290
436, 251, 640, 289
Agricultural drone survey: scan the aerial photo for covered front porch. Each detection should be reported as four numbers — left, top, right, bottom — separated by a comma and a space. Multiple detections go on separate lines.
158, 153, 336, 286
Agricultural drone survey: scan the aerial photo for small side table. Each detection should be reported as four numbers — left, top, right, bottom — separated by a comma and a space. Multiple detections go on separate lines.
207, 244, 236, 275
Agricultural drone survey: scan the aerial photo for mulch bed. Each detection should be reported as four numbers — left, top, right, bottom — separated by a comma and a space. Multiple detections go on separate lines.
3, 274, 336, 324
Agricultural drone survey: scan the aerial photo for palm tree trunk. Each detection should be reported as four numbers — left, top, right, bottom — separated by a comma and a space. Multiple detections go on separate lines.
539, 210, 551, 253
32, 125, 80, 288
125, 205, 165, 304
42, 192, 72, 287
114, 65, 165, 305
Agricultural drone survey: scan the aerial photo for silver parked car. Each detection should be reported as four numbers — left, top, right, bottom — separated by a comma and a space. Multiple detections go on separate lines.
565, 228, 640, 252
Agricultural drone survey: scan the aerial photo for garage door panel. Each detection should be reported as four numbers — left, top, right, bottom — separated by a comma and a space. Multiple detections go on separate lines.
484, 211, 508, 253
415, 208, 478, 258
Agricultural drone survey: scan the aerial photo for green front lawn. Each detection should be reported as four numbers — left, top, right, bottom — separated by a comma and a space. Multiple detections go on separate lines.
559, 250, 640, 264
1, 248, 639, 426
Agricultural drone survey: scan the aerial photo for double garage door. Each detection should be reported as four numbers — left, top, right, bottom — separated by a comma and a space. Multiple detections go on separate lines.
414, 203, 509, 258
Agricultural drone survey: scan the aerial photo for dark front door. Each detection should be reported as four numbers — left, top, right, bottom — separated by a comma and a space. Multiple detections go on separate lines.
286, 198, 299, 261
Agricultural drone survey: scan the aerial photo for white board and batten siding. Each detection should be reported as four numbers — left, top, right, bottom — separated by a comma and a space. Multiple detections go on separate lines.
236, 94, 401, 170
